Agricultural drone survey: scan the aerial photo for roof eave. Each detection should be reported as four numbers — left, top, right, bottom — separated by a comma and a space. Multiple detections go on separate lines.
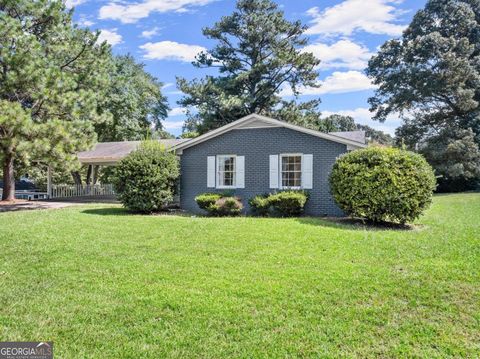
171, 114, 367, 151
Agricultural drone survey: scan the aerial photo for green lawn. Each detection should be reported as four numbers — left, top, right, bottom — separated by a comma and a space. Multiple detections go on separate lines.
0, 193, 479, 358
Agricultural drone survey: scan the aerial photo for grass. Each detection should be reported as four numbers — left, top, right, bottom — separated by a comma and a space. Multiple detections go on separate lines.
0, 193, 479, 358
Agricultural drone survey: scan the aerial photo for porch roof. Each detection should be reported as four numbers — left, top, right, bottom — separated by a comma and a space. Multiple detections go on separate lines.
77, 139, 189, 165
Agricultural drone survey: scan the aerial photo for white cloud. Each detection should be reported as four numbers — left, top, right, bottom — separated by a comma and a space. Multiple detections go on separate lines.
319, 71, 377, 94
162, 83, 174, 90
281, 71, 376, 96
99, 0, 216, 24
141, 27, 160, 39
65, 0, 88, 8
140, 41, 205, 62
322, 107, 401, 135
97, 29, 123, 47
77, 16, 94, 27
168, 107, 187, 117
302, 39, 373, 70
306, 0, 406, 36
163, 120, 185, 130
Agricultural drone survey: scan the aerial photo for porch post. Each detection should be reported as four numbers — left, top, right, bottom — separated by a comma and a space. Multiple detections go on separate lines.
47, 165, 52, 198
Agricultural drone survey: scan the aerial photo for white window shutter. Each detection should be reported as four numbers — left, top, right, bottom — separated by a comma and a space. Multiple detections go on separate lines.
302, 154, 313, 189
269, 155, 279, 189
236, 156, 245, 188
207, 156, 215, 188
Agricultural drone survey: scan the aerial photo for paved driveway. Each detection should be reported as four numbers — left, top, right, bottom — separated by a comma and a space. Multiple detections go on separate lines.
0, 200, 76, 213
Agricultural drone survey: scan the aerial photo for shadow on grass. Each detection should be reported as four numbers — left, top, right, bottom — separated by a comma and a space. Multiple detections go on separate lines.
81, 207, 190, 217
81, 207, 132, 216
434, 190, 480, 197
296, 217, 417, 231
80, 207, 419, 231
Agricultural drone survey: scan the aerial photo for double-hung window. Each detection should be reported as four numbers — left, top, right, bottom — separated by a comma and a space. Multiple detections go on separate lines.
217, 155, 236, 188
280, 154, 302, 189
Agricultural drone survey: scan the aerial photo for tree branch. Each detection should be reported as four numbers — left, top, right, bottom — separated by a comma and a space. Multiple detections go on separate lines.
61, 43, 88, 70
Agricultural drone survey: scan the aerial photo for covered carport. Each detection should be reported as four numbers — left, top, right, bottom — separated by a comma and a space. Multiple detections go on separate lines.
46, 139, 187, 199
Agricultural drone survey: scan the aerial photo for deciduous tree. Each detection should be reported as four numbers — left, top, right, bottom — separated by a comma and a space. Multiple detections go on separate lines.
95, 55, 169, 142
367, 0, 480, 188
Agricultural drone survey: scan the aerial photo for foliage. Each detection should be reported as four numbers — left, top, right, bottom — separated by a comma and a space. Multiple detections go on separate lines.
215, 197, 243, 216
270, 99, 323, 130
248, 194, 271, 216
419, 128, 480, 192
318, 114, 393, 146
95, 55, 169, 142
367, 0, 480, 189
330, 147, 436, 224
177, 0, 321, 134
318, 114, 356, 132
268, 190, 308, 217
152, 129, 175, 140
249, 191, 308, 217
195, 193, 243, 216
0, 0, 112, 199
195, 193, 222, 211
357, 124, 393, 146
112, 141, 179, 213
24, 166, 75, 191
248, 190, 309, 217
180, 131, 199, 139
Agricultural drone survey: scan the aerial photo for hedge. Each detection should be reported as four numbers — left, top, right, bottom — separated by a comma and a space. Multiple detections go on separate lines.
195, 193, 243, 216
249, 191, 308, 217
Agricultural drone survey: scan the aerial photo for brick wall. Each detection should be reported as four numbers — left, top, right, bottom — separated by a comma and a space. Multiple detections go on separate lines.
180, 127, 346, 216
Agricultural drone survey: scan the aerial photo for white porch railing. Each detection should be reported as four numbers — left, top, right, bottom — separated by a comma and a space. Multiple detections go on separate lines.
51, 184, 115, 198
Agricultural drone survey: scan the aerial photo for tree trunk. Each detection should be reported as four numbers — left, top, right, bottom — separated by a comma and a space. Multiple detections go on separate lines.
86, 165, 93, 185
2, 153, 15, 201
71, 171, 82, 185
92, 165, 99, 185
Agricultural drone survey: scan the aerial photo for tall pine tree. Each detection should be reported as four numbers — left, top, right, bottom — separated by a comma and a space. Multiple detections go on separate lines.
0, 0, 111, 200
177, 0, 321, 134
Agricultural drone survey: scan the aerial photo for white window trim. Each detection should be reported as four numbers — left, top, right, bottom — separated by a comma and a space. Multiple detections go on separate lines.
279, 153, 303, 190
216, 154, 237, 189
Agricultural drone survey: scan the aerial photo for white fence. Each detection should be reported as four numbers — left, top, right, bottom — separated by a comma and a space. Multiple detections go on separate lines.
51, 184, 115, 198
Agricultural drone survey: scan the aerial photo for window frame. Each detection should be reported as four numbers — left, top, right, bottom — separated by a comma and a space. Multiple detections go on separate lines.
216, 154, 237, 189
279, 153, 303, 190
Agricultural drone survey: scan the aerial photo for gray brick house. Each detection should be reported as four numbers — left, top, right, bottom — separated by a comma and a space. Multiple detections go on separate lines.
172, 114, 366, 216
78, 114, 366, 216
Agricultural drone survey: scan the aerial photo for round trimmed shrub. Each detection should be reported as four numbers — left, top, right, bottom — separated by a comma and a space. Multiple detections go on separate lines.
248, 194, 270, 216
195, 193, 243, 216
268, 190, 308, 217
216, 196, 243, 216
329, 147, 436, 224
195, 193, 222, 211
112, 141, 179, 213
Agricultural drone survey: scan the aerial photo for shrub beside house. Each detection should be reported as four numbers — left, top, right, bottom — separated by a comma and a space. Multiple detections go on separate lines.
112, 141, 179, 213
329, 147, 436, 224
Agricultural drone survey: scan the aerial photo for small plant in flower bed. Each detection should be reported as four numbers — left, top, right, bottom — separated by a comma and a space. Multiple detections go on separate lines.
268, 191, 308, 217
248, 194, 270, 216
249, 190, 309, 217
195, 193, 222, 211
195, 193, 243, 216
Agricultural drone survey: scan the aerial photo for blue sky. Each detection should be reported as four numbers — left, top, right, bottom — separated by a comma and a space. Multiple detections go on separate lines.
68, 0, 426, 137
